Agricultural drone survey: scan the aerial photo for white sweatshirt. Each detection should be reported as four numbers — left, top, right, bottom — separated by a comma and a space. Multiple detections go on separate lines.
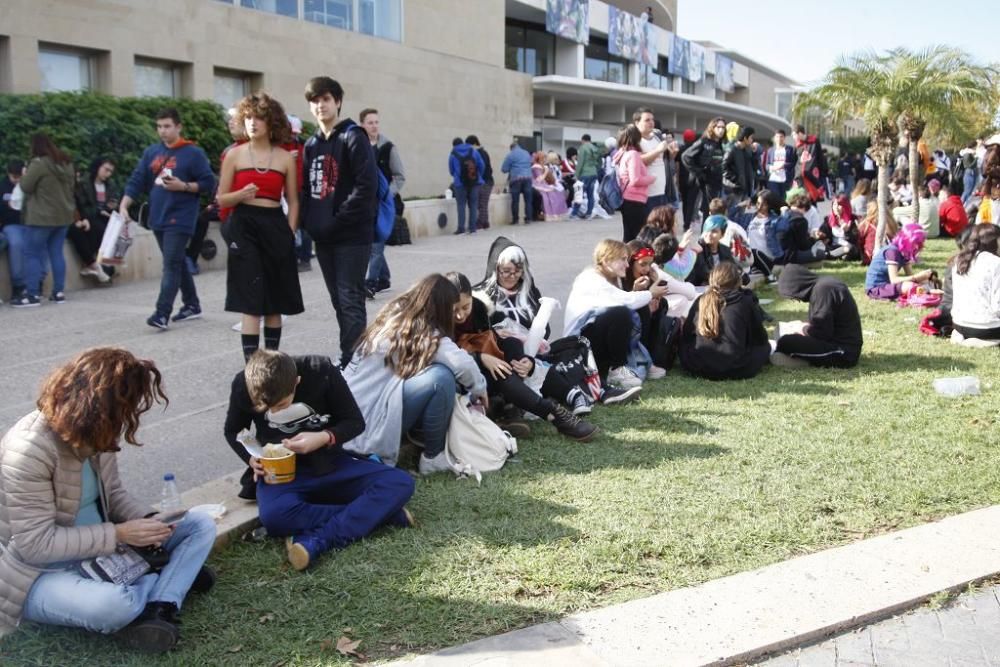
563, 267, 652, 336
951, 252, 1000, 330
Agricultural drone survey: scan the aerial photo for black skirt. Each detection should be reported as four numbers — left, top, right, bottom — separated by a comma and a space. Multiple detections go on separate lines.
225, 204, 304, 315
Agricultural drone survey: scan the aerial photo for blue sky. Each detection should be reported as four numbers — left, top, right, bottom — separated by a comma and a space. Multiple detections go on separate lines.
678, 0, 1000, 85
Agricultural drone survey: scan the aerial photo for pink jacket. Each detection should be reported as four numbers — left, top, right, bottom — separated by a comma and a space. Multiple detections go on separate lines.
614, 148, 655, 203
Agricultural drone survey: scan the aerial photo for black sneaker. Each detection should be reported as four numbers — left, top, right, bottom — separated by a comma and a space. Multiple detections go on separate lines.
49, 292, 66, 304
10, 294, 40, 308
600, 385, 641, 406
567, 387, 592, 416
365, 286, 376, 300
189, 565, 216, 594
547, 402, 598, 442
117, 601, 180, 653
172, 304, 202, 322
146, 313, 169, 330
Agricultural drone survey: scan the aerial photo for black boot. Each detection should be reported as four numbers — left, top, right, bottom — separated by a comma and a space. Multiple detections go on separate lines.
545, 400, 598, 442
118, 601, 180, 653
189, 565, 216, 594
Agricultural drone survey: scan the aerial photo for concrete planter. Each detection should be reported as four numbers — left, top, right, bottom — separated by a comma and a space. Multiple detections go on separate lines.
402, 193, 512, 238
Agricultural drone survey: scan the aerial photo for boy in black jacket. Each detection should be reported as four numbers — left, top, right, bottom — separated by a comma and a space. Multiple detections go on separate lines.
224, 350, 414, 570
773, 265, 863, 368
301, 76, 378, 367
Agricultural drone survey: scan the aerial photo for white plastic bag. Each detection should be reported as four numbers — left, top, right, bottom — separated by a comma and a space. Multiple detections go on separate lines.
98, 211, 135, 266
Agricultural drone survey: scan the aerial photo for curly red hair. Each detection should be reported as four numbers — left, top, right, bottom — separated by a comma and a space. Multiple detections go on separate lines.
235, 92, 292, 144
37, 348, 167, 452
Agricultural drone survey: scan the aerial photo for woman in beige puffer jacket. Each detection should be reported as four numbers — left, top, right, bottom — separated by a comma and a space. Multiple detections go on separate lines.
0, 348, 217, 653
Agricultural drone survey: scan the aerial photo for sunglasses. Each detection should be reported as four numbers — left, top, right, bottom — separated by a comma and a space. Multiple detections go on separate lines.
265, 402, 330, 434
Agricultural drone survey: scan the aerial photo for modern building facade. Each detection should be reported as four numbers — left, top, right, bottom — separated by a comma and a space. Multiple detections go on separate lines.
1, 0, 795, 197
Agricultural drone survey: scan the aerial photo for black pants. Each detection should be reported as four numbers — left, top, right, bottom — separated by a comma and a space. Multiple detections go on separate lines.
315, 242, 371, 367
776, 334, 859, 368
750, 249, 774, 277
621, 200, 646, 242
186, 207, 212, 262
484, 336, 575, 415
581, 306, 632, 380
681, 182, 699, 230
67, 218, 107, 266
697, 181, 721, 221
954, 324, 1000, 340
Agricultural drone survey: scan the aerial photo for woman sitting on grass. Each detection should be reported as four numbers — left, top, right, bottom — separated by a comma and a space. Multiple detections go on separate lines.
950, 224, 1000, 341
448, 272, 597, 441
637, 205, 700, 281
564, 239, 668, 389
679, 262, 770, 380
344, 274, 488, 475
864, 222, 934, 301
856, 200, 898, 266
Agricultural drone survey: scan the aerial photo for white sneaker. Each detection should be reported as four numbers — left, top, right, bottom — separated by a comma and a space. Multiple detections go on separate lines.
418, 451, 455, 476
647, 365, 667, 380
769, 352, 810, 368
607, 365, 642, 389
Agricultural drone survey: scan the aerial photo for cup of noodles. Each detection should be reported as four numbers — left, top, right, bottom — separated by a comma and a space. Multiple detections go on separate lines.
260, 443, 295, 483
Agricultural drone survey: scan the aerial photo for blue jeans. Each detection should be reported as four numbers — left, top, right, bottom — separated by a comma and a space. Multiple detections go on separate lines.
365, 240, 390, 289
581, 175, 598, 217
509, 178, 533, 223
154, 230, 199, 318
25, 225, 69, 297
22, 512, 216, 634
295, 228, 313, 262
257, 453, 414, 553
454, 184, 479, 233
2, 223, 28, 296
963, 169, 978, 205
315, 242, 370, 367
401, 363, 456, 457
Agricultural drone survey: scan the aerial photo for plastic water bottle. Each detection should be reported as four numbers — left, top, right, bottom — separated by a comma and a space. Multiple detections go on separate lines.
160, 473, 182, 513
932, 376, 981, 398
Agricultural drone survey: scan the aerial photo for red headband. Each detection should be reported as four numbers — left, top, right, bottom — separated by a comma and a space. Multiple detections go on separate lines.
630, 247, 655, 262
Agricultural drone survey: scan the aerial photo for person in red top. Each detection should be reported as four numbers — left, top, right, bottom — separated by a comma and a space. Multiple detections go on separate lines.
938, 181, 970, 237
217, 92, 304, 361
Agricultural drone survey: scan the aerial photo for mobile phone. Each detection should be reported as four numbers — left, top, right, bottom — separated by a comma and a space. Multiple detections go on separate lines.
159, 509, 187, 526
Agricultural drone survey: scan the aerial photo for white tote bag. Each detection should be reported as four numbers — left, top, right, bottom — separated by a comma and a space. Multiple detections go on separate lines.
444, 395, 518, 482
98, 211, 136, 266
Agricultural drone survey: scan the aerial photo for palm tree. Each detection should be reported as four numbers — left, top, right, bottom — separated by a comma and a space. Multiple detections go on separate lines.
794, 47, 996, 247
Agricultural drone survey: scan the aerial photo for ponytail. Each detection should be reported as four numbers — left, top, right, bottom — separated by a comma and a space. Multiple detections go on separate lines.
695, 262, 742, 339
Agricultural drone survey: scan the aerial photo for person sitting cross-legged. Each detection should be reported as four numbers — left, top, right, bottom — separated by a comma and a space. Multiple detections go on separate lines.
772, 264, 863, 368
223, 350, 415, 571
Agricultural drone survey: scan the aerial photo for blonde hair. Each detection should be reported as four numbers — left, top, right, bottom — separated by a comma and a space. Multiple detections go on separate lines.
593, 239, 628, 270
696, 262, 742, 339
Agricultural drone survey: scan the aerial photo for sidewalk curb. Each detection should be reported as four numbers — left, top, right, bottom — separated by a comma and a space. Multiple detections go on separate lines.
391, 505, 1000, 666
180, 471, 260, 551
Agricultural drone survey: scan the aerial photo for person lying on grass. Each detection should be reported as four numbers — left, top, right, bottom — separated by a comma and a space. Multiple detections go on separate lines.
864, 222, 935, 301
224, 349, 415, 572
772, 265, 863, 368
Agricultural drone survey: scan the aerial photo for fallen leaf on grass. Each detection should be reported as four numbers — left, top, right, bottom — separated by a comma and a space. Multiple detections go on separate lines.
227, 645, 243, 653
343, 626, 353, 634
337, 636, 363, 656
319, 639, 336, 652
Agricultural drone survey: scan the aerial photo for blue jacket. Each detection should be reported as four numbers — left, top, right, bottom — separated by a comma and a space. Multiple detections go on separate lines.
500, 145, 533, 181
124, 140, 215, 235
448, 143, 486, 188
731, 204, 783, 259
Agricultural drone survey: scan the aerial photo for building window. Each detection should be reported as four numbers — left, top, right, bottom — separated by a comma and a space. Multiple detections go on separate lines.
214, 68, 251, 109
240, 0, 298, 18
359, 0, 401, 40
640, 56, 672, 91
135, 58, 181, 98
776, 91, 794, 121
38, 45, 95, 92
584, 42, 628, 85
681, 79, 695, 95
504, 21, 554, 76
305, 0, 352, 29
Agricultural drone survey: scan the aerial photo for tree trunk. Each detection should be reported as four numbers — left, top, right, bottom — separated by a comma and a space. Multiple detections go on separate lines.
909, 139, 921, 222
875, 163, 891, 249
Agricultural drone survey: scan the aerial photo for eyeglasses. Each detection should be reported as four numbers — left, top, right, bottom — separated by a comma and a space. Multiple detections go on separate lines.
497, 267, 523, 278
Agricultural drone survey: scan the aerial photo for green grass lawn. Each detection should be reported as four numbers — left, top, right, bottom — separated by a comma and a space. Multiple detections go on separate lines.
4, 239, 999, 667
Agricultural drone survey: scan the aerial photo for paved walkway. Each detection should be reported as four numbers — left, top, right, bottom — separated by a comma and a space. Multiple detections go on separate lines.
760, 584, 1000, 666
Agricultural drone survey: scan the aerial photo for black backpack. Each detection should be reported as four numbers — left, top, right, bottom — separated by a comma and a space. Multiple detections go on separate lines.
452, 149, 479, 187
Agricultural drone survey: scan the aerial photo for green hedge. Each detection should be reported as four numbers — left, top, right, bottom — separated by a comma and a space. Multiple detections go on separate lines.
0, 92, 233, 190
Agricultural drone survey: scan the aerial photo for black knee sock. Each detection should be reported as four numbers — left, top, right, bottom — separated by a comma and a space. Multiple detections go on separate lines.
241, 333, 260, 361
263, 326, 281, 350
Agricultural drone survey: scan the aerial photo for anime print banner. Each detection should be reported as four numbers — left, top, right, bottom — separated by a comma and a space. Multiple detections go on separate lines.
545, 0, 590, 45
688, 42, 706, 83
668, 34, 690, 79
607, 6, 657, 67
715, 54, 735, 93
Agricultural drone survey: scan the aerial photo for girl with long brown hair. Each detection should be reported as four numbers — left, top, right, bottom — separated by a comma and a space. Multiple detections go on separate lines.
0, 348, 217, 652
950, 224, 1000, 340
217, 92, 303, 361
679, 262, 770, 380
343, 274, 488, 474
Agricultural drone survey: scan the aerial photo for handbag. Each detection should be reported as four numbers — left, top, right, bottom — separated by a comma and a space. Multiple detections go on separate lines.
444, 394, 518, 481
97, 211, 136, 266
385, 215, 412, 246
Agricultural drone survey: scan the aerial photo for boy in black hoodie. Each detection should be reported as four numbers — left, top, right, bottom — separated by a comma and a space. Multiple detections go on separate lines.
773, 265, 863, 368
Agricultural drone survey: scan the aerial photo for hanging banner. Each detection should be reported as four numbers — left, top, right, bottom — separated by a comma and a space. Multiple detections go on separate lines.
668, 34, 690, 79
715, 54, 734, 92
545, 0, 590, 45
607, 6, 657, 66
688, 42, 706, 83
